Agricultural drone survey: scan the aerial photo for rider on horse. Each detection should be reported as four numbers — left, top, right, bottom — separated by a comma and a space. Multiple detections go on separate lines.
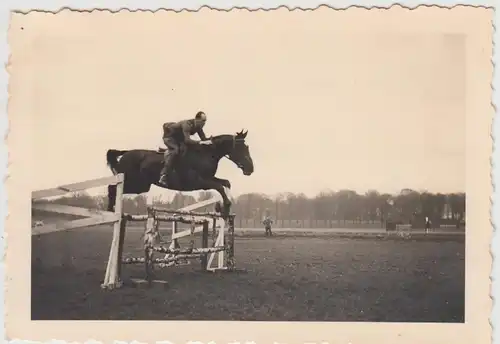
159, 111, 212, 186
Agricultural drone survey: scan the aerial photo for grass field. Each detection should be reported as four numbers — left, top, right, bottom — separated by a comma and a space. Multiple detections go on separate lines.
31, 225, 465, 322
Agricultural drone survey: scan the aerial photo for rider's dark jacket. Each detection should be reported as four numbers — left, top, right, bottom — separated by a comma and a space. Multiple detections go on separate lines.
163, 119, 207, 144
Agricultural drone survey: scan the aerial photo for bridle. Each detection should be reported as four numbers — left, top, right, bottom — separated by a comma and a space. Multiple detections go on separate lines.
222, 136, 247, 169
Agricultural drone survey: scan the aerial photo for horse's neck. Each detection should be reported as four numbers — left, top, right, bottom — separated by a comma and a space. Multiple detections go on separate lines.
186, 143, 226, 163
211, 142, 232, 160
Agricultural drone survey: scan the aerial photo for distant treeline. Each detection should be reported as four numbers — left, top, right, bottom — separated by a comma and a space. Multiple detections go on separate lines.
33, 188, 465, 229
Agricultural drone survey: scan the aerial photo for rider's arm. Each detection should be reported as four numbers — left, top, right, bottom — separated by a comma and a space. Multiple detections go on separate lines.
197, 128, 208, 141
181, 121, 200, 144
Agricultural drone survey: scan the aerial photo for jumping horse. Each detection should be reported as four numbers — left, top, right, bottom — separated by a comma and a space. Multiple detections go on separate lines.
106, 130, 254, 217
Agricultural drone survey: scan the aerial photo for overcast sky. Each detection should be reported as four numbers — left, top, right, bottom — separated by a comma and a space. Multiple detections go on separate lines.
12, 10, 465, 200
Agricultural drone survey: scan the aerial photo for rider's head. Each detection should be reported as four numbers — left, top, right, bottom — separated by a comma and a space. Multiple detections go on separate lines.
194, 111, 207, 128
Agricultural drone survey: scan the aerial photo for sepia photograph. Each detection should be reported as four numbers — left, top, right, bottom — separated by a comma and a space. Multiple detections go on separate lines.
5, 5, 493, 344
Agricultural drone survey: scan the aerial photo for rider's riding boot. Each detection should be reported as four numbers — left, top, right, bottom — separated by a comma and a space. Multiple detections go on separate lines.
158, 170, 168, 186
159, 155, 174, 186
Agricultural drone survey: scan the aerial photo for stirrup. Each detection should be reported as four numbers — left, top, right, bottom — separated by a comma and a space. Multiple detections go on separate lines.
158, 175, 168, 185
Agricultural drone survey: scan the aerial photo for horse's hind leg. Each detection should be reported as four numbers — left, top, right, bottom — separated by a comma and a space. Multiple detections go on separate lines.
108, 179, 144, 212
107, 184, 117, 212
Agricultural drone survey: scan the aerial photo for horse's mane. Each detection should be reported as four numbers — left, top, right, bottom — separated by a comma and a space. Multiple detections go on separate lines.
155, 131, 247, 154
155, 144, 212, 154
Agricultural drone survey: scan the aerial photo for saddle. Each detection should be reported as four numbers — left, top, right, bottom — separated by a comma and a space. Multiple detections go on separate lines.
155, 146, 187, 173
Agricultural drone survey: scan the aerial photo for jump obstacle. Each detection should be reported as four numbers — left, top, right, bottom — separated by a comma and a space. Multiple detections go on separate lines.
103, 200, 236, 288
31, 173, 238, 289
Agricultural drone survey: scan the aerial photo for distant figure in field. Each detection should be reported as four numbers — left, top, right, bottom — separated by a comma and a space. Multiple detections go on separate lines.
262, 211, 273, 236
425, 216, 432, 234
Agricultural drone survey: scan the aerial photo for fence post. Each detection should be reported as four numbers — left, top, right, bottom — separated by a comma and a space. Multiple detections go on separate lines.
116, 217, 127, 281
144, 207, 156, 284
172, 221, 180, 249
201, 221, 209, 270
226, 214, 235, 270
102, 175, 124, 289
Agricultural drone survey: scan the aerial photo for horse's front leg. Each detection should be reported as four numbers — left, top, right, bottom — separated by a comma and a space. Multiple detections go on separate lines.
211, 177, 231, 189
198, 178, 232, 217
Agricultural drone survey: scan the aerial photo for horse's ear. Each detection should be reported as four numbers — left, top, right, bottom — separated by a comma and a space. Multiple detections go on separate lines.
236, 129, 248, 139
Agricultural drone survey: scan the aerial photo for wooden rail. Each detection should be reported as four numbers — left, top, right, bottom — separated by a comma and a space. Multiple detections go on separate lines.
31, 174, 126, 289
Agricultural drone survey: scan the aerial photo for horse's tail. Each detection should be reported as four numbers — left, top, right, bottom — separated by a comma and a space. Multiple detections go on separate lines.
106, 149, 128, 175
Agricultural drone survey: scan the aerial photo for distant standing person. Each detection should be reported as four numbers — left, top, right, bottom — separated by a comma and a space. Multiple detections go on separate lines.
425, 216, 432, 234
262, 210, 273, 237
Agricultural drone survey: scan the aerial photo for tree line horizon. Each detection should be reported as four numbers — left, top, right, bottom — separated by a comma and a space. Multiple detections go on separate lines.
34, 188, 466, 229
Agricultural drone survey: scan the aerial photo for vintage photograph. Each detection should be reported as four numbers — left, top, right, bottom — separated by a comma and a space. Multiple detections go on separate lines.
5, 5, 493, 343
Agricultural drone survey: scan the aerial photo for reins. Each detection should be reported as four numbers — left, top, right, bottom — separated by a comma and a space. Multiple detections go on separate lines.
221, 136, 246, 168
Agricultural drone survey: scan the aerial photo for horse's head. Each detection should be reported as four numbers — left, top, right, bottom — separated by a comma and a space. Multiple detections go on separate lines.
212, 130, 254, 176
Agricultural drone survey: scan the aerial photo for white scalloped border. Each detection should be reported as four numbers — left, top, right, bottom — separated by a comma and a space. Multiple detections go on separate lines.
0, 1, 497, 344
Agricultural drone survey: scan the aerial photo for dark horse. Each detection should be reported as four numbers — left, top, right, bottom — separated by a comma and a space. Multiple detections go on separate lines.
106, 130, 254, 216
